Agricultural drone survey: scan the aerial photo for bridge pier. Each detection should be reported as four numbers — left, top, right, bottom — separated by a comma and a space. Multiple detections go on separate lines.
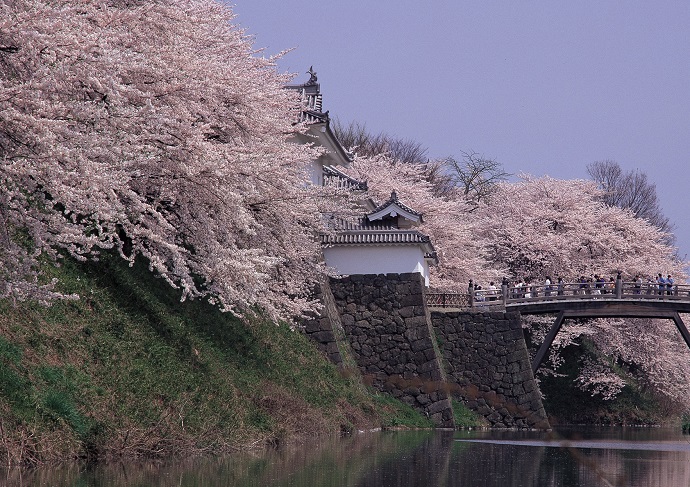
671, 312, 690, 350
525, 302, 690, 373
531, 311, 565, 374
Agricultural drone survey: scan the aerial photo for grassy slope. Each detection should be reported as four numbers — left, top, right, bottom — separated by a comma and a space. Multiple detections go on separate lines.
0, 254, 433, 466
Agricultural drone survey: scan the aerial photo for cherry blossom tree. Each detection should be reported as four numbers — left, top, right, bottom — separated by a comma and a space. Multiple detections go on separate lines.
474, 175, 688, 404
475, 175, 683, 282
0, 0, 338, 318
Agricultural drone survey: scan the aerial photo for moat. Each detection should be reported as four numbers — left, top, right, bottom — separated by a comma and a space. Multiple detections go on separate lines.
6, 426, 690, 486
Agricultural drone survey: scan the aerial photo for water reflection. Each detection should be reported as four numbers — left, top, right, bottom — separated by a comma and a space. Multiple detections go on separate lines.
452, 427, 690, 487
3, 427, 690, 486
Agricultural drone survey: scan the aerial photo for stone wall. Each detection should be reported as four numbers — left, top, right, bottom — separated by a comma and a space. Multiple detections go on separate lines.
302, 278, 344, 366
431, 310, 549, 429
305, 273, 549, 429
328, 273, 455, 428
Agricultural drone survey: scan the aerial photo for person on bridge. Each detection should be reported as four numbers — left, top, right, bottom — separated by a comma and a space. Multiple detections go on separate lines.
667, 274, 675, 295
488, 281, 497, 301
657, 273, 667, 295
606, 277, 615, 294
513, 280, 524, 299
475, 285, 485, 304
592, 275, 601, 296
633, 275, 642, 294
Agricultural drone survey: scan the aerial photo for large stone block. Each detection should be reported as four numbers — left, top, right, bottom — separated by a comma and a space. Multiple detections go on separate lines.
426, 398, 452, 415
411, 337, 433, 352
404, 315, 429, 328
399, 306, 415, 318
304, 320, 322, 334
506, 350, 526, 363
416, 394, 431, 405
355, 319, 372, 329
399, 293, 422, 307
310, 331, 334, 343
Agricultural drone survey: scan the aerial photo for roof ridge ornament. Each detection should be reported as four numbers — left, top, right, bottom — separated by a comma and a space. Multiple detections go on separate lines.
306, 66, 318, 86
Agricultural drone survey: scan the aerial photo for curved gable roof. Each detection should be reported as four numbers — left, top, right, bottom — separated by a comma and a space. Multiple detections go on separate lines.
367, 191, 423, 224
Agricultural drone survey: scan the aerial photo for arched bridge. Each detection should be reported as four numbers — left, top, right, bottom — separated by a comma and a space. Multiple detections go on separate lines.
427, 277, 690, 373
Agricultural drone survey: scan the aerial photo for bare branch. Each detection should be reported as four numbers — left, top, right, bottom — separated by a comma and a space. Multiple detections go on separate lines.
331, 118, 428, 166
443, 150, 511, 205
587, 160, 674, 242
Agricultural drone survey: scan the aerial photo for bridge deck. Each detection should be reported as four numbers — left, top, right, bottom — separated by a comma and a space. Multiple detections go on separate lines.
427, 280, 690, 316
427, 280, 690, 373
507, 298, 690, 316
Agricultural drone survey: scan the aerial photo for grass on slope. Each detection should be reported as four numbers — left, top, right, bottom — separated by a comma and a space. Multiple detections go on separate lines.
0, 254, 429, 466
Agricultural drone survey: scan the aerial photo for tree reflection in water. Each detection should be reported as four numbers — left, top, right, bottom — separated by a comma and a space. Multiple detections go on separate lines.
3, 428, 690, 486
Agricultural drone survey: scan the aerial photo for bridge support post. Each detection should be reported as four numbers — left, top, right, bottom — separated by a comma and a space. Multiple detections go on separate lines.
468, 280, 474, 307
671, 312, 690, 350
615, 272, 622, 298
531, 310, 566, 374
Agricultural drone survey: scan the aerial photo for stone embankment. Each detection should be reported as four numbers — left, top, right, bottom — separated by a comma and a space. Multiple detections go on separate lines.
431, 311, 549, 429
305, 272, 549, 429
330, 273, 454, 428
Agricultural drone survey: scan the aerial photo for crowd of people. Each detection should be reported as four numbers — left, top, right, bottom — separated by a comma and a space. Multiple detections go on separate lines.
631, 273, 676, 295
473, 273, 679, 302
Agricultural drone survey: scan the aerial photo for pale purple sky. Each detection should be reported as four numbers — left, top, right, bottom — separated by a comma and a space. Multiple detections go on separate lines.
232, 1, 690, 269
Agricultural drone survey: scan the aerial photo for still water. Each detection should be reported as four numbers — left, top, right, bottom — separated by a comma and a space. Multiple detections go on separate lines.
5, 427, 690, 486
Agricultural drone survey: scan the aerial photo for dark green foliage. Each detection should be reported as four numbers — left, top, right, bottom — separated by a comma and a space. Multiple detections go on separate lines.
42, 391, 88, 436
538, 339, 662, 425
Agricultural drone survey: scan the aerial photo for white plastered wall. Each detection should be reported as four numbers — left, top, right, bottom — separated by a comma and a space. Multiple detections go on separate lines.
323, 245, 430, 286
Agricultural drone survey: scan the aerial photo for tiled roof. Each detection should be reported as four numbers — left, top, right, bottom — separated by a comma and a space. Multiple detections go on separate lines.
320, 230, 432, 246
321, 216, 438, 264
371, 191, 422, 217
286, 67, 329, 124
285, 67, 353, 164
323, 165, 367, 190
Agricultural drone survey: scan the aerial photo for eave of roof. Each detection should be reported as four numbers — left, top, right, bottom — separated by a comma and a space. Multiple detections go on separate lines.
323, 165, 367, 190
321, 230, 430, 245
315, 120, 354, 165
320, 229, 439, 265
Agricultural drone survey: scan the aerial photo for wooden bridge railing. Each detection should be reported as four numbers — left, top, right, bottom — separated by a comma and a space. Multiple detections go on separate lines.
427, 277, 690, 309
